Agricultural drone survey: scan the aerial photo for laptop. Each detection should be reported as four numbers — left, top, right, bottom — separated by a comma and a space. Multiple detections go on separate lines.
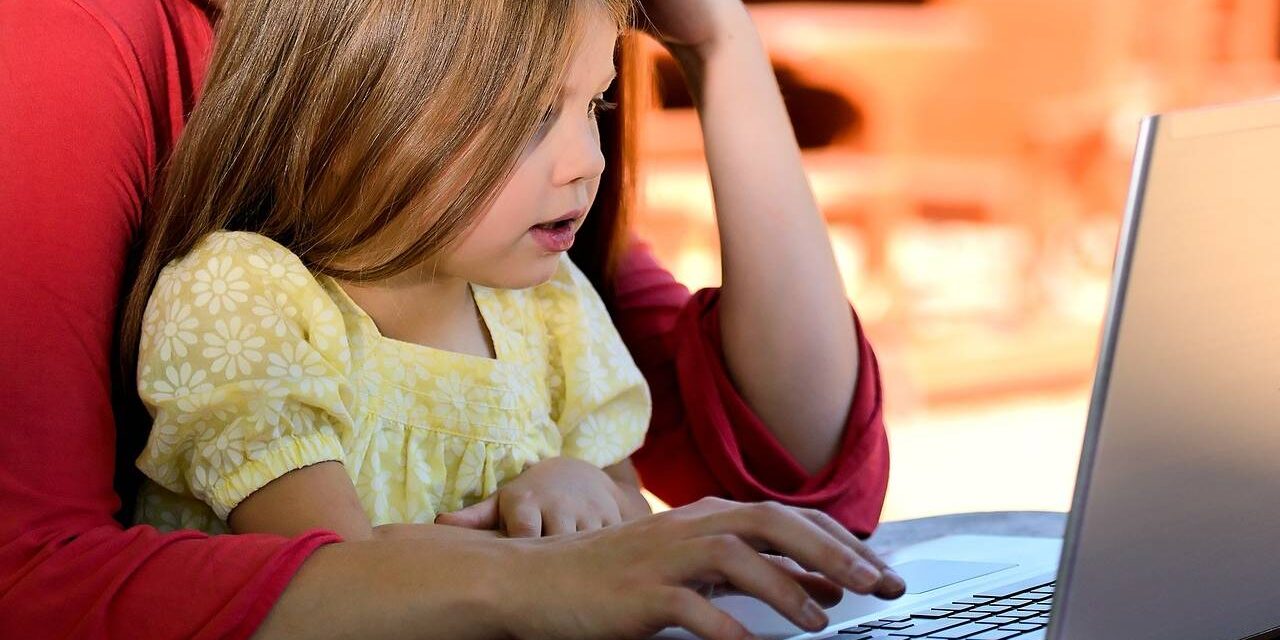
658, 97, 1280, 640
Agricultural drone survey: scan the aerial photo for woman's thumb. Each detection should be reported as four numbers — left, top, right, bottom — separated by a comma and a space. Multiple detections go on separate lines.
435, 496, 500, 529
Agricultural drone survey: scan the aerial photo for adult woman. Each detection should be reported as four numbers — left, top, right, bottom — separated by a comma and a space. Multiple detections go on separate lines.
0, 0, 895, 637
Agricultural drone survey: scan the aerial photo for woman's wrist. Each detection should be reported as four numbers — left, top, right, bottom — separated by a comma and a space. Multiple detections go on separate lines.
255, 537, 514, 640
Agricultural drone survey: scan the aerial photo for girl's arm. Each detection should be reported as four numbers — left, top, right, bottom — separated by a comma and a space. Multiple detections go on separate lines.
659, 2, 859, 475
229, 461, 500, 542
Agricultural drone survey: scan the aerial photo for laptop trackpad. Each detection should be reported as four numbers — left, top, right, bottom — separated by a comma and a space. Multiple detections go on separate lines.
891, 559, 1018, 594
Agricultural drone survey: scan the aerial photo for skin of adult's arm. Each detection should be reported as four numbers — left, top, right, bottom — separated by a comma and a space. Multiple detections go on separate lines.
668, 2, 860, 475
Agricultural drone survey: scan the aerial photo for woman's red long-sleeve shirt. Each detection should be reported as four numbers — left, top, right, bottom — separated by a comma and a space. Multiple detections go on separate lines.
0, 1, 888, 636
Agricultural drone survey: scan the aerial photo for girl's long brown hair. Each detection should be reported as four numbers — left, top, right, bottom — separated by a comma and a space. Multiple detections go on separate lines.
113, 0, 646, 523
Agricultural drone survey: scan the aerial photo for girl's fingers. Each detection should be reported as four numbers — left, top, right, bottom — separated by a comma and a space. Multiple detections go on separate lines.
544, 510, 577, 537
433, 495, 498, 529
650, 587, 753, 640
503, 499, 543, 538
602, 502, 623, 528
680, 536, 829, 633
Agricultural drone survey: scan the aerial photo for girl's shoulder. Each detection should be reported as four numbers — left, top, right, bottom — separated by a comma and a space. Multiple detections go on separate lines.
160, 230, 321, 297
177, 230, 305, 269
152, 231, 330, 311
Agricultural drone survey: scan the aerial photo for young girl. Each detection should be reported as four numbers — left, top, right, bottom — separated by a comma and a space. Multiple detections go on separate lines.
121, 0, 654, 540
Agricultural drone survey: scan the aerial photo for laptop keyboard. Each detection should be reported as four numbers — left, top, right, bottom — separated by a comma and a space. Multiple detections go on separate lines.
831, 575, 1055, 639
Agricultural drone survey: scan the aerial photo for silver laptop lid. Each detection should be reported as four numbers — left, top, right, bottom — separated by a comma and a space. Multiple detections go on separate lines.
1051, 99, 1280, 640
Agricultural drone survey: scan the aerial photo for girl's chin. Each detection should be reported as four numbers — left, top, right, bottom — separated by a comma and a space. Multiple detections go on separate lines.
469, 253, 561, 290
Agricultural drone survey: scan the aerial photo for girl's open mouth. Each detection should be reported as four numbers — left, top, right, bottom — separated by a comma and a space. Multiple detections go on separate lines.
532, 218, 574, 232
529, 218, 577, 252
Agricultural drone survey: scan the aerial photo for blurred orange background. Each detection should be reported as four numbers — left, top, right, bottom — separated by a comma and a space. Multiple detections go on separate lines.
632, 0, 1280, 520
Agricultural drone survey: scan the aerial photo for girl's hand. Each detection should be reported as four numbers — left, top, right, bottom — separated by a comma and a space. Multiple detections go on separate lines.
434, 456, 641, 537
496, 497, 907, 640
635, 0, 748, 58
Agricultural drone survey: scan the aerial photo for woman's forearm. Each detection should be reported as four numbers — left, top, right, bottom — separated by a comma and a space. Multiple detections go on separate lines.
670, 5, 858, 474
372, 522, 503, 541
252, 538, 508, 640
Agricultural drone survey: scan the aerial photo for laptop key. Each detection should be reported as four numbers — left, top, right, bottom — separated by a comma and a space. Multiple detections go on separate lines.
1006, 630, 1046, 639
912, 609, 959, 619
919, 622, 999, 639
974, 578, 1053, 599
967, 631, 1023, 640
983, 615, 1024, 625
1004, 622, 1045, 632
969, 605, 1013, 614
879, 617, 970, 637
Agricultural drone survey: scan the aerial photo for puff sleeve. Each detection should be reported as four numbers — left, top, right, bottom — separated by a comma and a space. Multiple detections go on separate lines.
136, 232, 356, 521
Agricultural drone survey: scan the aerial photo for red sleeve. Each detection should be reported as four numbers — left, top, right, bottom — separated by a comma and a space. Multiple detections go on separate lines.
0, 3, 340, 637
615, 238, 890, 537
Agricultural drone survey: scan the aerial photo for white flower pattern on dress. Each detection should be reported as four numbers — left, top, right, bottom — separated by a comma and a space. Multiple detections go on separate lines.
154, 298, 199, 361
191, 255, 251, 314
202, 316, 266, 379
149, 362, 213, 401
252, 290, 301, 338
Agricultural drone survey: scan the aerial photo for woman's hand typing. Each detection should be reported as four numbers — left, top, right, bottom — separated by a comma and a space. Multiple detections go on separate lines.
434, 456, 651, 537
493, 496, 906, 640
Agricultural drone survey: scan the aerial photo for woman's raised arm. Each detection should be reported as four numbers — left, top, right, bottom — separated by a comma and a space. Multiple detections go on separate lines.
641, 1, 861, 475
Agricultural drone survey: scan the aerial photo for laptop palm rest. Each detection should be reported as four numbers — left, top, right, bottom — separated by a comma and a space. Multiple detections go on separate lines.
891, 559, 1017, 595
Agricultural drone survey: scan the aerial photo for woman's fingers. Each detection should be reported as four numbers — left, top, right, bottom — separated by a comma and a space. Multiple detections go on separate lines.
796, 508, 906, 599
698, 554, 846, 609
651, 587, 754, 640
761, 554, 846, 608
679, 536, 830, 633
684, 500, 886, 595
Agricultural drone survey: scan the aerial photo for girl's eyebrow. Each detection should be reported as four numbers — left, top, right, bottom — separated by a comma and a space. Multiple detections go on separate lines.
555, 67, 617, 101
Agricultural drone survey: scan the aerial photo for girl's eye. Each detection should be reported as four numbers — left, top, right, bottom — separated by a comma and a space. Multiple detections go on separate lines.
588, 97, 618, 120
537, 98, 616, 134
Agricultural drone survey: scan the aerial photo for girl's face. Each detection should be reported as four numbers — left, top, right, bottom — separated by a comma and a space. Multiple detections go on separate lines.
436, 7, 619, 290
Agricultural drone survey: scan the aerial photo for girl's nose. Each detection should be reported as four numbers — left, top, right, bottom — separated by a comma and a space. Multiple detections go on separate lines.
553, 119, 606, 187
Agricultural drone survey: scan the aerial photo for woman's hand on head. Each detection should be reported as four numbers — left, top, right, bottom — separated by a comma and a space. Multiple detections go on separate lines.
493, 497, 906, 640
434, 456, 646, 537
635, 0, 748, 58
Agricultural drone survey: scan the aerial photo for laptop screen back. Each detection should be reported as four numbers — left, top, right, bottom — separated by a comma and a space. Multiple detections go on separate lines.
1053, 100, 1280, 640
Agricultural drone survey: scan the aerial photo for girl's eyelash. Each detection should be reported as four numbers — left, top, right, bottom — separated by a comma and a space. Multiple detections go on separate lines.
539, 97, 618, 129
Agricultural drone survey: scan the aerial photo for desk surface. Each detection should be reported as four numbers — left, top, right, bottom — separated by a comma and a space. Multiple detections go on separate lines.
866, 510, 1066, 556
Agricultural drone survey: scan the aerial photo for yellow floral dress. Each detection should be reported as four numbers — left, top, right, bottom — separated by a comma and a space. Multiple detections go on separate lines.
133, 231, 651, 533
